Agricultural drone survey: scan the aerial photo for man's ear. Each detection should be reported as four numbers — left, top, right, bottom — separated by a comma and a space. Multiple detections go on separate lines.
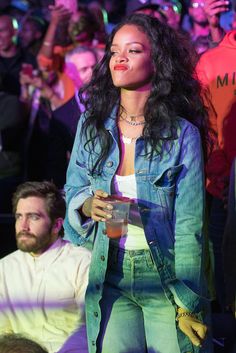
52, 218, 64, 234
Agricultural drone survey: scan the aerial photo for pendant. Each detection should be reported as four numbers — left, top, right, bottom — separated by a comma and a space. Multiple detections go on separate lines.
130, 116, 135, 122
121, 134, 132, 144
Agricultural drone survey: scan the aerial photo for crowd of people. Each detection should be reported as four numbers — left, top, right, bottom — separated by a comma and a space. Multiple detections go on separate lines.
0, 0, 236, 353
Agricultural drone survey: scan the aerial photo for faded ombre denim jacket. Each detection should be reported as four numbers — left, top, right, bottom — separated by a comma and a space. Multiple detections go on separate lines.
64, 106, 210, 353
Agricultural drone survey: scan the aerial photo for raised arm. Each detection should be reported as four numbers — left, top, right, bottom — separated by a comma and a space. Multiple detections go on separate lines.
204, 0, 228, 43
37, 5, 71, 70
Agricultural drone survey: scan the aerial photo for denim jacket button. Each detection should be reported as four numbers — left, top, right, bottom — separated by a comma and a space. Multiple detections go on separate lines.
106, 161, 113, 167
94, 311, 98, 317
167, 170, 172, 179
92, 341, 95, 346
100, 255, 105, 261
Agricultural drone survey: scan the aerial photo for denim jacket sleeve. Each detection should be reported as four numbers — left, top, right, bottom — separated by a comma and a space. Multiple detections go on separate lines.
165, 124, 207, 312
64, 114, 95, 245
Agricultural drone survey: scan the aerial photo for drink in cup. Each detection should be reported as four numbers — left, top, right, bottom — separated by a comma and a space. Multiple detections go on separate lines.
105, 196, 130, 239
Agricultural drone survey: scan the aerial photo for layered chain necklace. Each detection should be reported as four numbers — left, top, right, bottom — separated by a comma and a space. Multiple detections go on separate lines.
119, 111, 144, 144
119, 112, 145, 126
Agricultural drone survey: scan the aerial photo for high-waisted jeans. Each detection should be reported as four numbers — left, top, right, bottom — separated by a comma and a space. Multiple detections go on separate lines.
97, 244, 180, 353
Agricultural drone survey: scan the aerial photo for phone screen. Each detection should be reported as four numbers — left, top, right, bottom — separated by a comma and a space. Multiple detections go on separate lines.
220, 0, 233, 29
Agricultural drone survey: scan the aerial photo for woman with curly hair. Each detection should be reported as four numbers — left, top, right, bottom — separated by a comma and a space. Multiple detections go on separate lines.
64, 13, 212, 353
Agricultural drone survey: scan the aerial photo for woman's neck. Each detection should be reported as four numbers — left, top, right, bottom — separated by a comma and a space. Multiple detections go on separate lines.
119, 88, 150, 116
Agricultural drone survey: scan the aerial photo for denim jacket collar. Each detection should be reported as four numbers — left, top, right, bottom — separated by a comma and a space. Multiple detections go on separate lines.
104, 105, 119, 132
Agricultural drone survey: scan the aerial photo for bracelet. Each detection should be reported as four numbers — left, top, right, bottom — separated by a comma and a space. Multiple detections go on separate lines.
176, 312, 196, 321
43, 41, 52, 47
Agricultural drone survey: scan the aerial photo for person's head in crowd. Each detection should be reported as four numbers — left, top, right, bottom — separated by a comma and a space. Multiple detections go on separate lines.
103, 0, 126, 25
158, 0, 182, 29
0, 333, 48, 353
188, 0, 208, 27
134, 3, 167, 22
19, 16, 47, 50
65, 46, 98, 89
12, 181, 66, 256
0, 15, 18, 56
0, 4, 27, 24
88, 2, 107, 43
68, 5, 99, 45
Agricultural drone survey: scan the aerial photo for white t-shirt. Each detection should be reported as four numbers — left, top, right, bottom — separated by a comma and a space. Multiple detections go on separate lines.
112, 174, 149, 250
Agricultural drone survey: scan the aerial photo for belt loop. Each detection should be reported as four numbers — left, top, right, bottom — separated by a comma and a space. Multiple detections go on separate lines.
145, 249, 155, 268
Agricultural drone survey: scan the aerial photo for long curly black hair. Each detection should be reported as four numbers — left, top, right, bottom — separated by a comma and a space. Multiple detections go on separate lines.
79, 13, 209, 175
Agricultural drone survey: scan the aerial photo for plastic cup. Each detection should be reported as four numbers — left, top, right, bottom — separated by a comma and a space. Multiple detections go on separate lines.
104, 196, 130, 239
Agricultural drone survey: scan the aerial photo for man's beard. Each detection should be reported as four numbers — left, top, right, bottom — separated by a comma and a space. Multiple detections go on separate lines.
194, 19, 208, 26
16, 228, 53, 254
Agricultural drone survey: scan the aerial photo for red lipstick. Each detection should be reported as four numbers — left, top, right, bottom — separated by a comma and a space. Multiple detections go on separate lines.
114, 65, 128, 71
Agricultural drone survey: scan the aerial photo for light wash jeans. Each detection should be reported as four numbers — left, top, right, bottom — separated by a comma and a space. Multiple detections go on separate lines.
97, 244, 180, 353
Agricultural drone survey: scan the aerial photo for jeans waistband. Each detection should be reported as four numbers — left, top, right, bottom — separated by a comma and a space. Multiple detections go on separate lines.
109, 241, 151, 258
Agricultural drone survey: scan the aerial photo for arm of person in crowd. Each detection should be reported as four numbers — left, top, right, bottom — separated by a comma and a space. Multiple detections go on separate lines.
0, 313, 12, 335
167, 124, 208, 347
37, 4, 71, 70
19, 64, 35, 103
56, 249, 92, 353
25, 72, 63, 110
0, 266, 13, 333
19, 64, 38, 118
204, 0, 229, 43
34, 75, 62, 110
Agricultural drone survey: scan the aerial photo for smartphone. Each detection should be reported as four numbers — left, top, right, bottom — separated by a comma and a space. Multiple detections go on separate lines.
220, 0, 233, 30
54, 0, 77, 13
22, 64, 33, 78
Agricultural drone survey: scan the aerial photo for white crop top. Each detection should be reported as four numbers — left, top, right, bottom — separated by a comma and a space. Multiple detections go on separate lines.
111, 174, 149, 250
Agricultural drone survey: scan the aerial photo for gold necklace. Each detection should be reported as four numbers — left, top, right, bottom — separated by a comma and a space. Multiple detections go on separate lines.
119, 112, 145, 126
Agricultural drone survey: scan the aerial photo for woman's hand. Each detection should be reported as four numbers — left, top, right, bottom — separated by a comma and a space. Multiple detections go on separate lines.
178, 314, 208, 347
82, 190, 113, 222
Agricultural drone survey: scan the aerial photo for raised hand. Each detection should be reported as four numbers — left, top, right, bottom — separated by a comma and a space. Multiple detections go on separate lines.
204, 0, 229, 27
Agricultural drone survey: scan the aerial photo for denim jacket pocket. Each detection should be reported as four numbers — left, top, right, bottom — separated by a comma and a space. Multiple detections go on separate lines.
150, 164, 183, 220
152, 164, 183, 189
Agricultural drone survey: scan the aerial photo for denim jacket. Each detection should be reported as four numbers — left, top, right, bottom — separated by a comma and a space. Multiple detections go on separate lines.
64, 107, 210, 353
